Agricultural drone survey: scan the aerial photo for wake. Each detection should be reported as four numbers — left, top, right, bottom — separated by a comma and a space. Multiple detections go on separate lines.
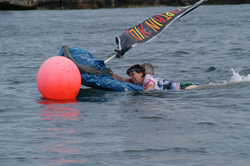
229, 68, 250, 82
206, 68, 250, 88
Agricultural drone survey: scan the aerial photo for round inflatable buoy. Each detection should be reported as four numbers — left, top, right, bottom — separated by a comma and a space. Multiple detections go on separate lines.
37, 56, 81, 100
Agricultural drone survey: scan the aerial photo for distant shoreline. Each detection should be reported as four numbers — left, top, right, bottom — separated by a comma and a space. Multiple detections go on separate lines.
1, 0, 250, 10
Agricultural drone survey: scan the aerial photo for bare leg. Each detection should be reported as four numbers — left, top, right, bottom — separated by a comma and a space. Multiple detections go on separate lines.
185, 85, 199, 89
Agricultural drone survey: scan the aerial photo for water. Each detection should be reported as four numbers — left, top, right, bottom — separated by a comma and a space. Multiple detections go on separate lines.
1, 4, 250, 165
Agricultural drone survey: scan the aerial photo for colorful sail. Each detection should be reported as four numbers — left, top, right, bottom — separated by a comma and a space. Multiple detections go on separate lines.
114, 0, 208, 58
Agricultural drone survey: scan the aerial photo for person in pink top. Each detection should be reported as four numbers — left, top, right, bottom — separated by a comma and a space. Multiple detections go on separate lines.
112, 64, 199, 92
126, 64, 167, 92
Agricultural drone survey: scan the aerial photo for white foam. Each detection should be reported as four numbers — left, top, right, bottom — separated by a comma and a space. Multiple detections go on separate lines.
230, 68, 250, 83
203, 68, 250, 88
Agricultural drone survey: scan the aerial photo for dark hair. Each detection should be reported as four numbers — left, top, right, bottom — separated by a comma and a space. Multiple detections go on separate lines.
126, 64, 146, 77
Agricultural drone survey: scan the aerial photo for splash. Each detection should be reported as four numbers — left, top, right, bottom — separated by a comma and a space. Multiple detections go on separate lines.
205, 68, 250, 88
229, 68, 250, 82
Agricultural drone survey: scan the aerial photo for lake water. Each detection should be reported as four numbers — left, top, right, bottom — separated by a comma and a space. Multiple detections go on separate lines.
1, 4, 250, 166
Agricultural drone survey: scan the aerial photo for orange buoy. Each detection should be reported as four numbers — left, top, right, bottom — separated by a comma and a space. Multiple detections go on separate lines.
37, 56, 81, 100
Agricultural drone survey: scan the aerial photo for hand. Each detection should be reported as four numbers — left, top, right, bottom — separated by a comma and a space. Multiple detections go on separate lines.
143, 84, 154, 92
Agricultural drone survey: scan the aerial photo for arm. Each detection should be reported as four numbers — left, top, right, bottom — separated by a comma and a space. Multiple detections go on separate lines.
143, 83, 154, 92
112, 73, 129, 83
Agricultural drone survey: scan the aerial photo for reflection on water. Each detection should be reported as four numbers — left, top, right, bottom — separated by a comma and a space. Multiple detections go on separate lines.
46, 158, 88, 165
41, 140, 88, 165
37, 98, 80, 121
37, 98, 88, 165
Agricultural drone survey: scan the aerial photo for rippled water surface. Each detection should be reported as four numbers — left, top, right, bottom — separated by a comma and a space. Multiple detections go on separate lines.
1, 4, 250, 165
